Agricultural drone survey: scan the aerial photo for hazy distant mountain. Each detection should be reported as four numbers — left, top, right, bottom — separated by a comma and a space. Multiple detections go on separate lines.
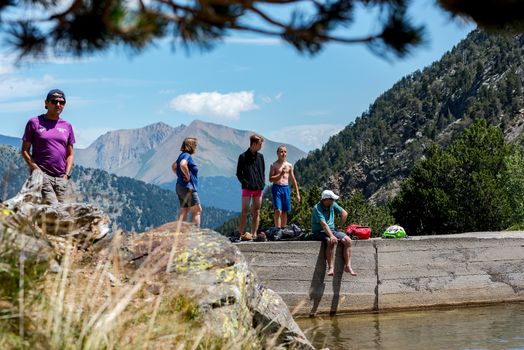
76, 119, 306, 184
0, 134, 21, 148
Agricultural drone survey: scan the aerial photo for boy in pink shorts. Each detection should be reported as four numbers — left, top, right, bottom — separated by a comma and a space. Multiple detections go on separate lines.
236, 134, 265, 239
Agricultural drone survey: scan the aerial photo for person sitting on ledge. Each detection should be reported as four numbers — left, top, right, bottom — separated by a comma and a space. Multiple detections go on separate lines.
309, 190, 357, 276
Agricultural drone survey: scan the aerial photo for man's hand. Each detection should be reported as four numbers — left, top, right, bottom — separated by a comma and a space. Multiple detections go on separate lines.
29, 164, 40, 173
328, 235, 338, 244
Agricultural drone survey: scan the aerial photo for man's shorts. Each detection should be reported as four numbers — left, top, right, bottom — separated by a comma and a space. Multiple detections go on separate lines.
242, 189, 262, 198
176, 185, 201, 208
42, 173, 68, 204
271, 184, 291, 212
310, 229, 346, 242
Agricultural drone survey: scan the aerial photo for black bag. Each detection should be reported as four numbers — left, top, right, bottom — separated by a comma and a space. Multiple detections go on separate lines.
266, 224, 305, 241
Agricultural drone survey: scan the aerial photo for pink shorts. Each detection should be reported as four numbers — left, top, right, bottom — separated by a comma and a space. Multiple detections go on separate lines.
242, 189, 262, 198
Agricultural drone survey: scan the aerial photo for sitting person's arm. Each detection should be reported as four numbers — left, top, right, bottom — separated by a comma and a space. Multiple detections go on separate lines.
339, 208, 348, 229
321, 221, 338, 243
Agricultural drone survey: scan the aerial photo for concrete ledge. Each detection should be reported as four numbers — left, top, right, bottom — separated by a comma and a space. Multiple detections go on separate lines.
237, 232, 524, 316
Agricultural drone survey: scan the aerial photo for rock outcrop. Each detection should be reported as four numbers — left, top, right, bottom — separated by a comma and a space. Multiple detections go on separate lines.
4, 169, 110, 245
119, 221, 315, 349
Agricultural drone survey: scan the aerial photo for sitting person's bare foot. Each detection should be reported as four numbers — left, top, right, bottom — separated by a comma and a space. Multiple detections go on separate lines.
345, 265, 357, 276
327, 268, 334, 276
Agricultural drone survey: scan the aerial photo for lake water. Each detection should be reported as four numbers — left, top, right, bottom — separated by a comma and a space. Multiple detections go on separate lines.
296, 303, 524, 350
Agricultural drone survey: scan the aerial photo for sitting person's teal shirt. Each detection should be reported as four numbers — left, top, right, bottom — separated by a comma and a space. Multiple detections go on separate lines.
311, 201, 343, 234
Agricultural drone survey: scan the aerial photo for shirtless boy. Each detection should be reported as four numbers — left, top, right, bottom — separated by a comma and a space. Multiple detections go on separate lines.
269, 145, 301, 228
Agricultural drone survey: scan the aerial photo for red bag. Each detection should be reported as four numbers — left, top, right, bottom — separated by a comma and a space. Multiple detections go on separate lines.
345, 224, 371, 240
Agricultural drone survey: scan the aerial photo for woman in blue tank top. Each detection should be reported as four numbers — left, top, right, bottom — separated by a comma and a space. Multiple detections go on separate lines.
171, 137, 202, 227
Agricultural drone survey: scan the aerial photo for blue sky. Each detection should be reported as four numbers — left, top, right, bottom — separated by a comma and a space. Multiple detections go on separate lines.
0, 2, 474, 152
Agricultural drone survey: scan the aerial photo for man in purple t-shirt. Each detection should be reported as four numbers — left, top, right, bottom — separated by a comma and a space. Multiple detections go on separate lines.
21, 89, 76, 204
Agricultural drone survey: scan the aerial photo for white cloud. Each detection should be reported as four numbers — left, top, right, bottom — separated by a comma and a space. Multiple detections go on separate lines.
261, 96, 272, 104
260, 92, 284, 104
268, 124, 344, 152
0, 74, 56, 101
169, 91, 258, 120
0, 61, 14, 75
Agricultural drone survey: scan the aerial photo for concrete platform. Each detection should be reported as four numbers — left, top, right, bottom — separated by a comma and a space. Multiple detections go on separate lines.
237, 232, 524, 316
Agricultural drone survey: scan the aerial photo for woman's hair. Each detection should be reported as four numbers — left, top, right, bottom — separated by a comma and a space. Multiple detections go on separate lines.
250, 133, 264, 146
180, 137, 198, 154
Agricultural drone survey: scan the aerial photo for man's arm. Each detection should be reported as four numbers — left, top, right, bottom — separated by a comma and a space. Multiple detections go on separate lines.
262, 156, 265, 182
289, 164, 300, 202
339, 208, 348, 229
64, 144, 74, 179
321, 220, 338, 243
21, 140, 39, 174
236, 154, 247, 186
269, 163, 283, 183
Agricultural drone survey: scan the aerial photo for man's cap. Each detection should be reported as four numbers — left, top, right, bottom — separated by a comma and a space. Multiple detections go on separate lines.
46, 89, 66, 101
321, 190, 339, 200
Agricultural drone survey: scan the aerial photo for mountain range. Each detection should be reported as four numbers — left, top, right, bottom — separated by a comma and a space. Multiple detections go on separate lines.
296, 29, 524, 204
74, 120, 306, 210
75, 120, 306, 183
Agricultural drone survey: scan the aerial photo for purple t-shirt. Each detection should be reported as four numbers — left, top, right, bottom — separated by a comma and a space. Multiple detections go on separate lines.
22, 115, 75, 177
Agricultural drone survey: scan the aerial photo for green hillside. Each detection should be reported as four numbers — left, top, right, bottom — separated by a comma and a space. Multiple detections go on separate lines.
295, 30, 524, 204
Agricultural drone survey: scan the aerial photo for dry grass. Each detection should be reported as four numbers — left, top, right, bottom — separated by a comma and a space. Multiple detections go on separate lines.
0, 216, 264, 350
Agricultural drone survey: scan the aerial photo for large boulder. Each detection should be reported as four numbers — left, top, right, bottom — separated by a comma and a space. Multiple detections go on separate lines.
121, 221, 315, 349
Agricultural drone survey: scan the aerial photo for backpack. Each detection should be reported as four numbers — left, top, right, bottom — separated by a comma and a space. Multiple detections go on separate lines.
345, 224, 371, 240
382, 225, 407, 239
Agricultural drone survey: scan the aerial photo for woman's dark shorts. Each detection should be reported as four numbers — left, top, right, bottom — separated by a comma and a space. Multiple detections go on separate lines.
176, 185, 200, 208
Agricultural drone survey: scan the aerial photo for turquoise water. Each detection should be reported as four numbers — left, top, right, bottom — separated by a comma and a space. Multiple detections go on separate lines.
296, 303, 524, 350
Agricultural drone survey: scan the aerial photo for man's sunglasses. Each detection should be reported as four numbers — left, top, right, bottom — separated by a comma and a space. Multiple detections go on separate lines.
49, 99, 66, 105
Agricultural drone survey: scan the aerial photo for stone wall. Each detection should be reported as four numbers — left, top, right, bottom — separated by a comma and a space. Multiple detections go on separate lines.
237, 232, 524, 316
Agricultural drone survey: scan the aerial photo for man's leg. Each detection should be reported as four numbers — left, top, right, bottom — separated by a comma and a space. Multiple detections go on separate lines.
281, 185, 290, 228
272, 185, 282, 227
54, 177, 68, 203
281, 212, 288, 227
326, 240, 337, 276
274, 210, 282, 227
251, 195, 262, 235
41, 173, 58, 205
239, 196, 251, 234
342, 236, 357, 276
